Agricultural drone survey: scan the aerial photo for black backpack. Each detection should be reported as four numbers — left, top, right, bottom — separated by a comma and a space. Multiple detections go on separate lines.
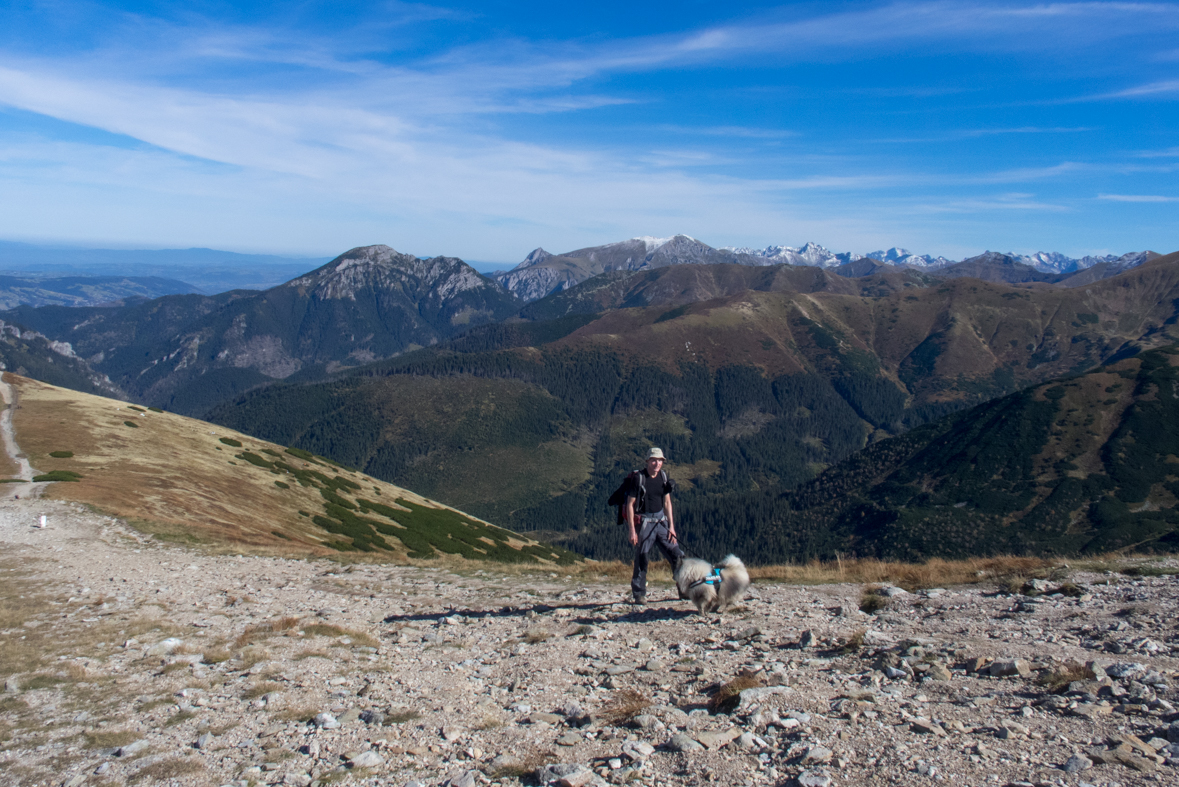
607, 469, 673, 525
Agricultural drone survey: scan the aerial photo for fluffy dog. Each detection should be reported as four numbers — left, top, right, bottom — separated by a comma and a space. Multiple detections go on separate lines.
675, 554, 750, 614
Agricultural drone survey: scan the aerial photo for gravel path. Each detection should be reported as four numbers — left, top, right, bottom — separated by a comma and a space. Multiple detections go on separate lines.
0, 377, 44, 500
2, 496, 1179, 787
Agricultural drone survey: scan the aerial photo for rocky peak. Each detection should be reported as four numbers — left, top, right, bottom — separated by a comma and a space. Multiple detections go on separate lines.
963, 251, 1024, 267
521, 248, 553, 267
644, 235, 713, 266
284, 245, 504, 303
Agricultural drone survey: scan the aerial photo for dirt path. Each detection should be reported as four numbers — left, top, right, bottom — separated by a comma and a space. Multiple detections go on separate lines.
0, 374, 44, 500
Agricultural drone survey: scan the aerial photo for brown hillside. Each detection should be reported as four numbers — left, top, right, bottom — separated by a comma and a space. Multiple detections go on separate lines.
3, 373, 571, 564
553, 252, 1179, 407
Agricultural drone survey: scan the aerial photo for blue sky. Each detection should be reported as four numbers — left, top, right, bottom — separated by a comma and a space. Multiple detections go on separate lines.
0, 1, 1176, 264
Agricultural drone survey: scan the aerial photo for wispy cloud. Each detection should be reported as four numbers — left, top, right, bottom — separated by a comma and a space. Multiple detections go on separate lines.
1092, 80, 1179, 100
654, 125, 796, 139
973, 162, 1084, 184
874, 127, 1094, 143
1136, 147, 1179, 158
1098, 193, 1179, 202
921, 195, 1070, 213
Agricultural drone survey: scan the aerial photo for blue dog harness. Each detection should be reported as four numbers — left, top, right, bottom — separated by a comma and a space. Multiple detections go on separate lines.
687, 567, 723, 590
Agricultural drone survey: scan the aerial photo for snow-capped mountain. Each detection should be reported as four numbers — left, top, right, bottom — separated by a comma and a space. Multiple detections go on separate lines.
495, 234, 1158, 302
723, 242, 860, 269
864, 248, 955, 269
1012, 250, 1153, 274
733, 243, 1150, 276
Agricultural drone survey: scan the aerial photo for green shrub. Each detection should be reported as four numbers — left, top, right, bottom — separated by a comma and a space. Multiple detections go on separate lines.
860, 589, 889, 614
48, 450, 74, 458
124, 421, 139, 428
148, 407, 164, 413
33, 470, 82, 482
219, 437, 242, 447
127, 405, 145, 412
236, 452, 275, 470
271, 530, 291, 540
274, 481, 290, 490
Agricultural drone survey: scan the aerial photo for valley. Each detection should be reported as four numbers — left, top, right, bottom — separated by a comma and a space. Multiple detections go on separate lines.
1, 239, 1179, 787
3, 239, 1179, 565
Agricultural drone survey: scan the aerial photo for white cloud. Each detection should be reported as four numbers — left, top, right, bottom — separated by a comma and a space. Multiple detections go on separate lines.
1097, 193, 1179, 202
1094, 80, 1179, 99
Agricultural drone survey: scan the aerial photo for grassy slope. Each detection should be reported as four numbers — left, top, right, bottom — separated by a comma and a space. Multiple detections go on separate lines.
5, 373, 577, 565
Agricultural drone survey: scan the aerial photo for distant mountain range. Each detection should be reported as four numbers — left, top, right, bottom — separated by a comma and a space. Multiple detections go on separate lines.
0, 240, 329, 294
0, 273, 200, 309
3, 232, 1179, 563
208, 249, 1179, 560
728, 241, 1147, 274
492, 235, 1158, 302
2, 245, 519, 414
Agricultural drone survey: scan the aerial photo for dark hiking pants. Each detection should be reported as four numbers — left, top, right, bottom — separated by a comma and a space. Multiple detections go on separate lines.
631, 514, 685, 598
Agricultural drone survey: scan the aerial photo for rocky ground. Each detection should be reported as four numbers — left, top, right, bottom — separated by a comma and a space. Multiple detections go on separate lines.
2, 497, 1179, 787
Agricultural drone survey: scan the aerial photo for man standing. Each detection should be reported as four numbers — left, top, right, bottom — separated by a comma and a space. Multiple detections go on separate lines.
627, 447, 685, 604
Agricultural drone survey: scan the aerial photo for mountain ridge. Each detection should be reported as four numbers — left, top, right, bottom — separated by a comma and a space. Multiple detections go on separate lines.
1, 245, 520, 415
494, 236, 1158, 302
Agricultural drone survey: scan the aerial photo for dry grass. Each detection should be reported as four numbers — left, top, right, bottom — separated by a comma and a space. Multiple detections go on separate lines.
234, 616, 300, 648
84, 729, 141, 749
156, 662, 191, 676
163, 710, 198, 727
523, 628, 552, 644
300, 623, 378, 648
384, 709, 421, 724
0, 560, 57, 676
243, 681, 282, 700
135, 698, 174, 713
273, 705, 319, 723
238, 646, 270, 670
127, 756, 205, 783
1037, 662, 1097, 693
748, 555, 1057, 590
598, 688, 653, 726
838, 628, 868, 655
20, 673, 69, 690
202, 647, 233, 665
707, 673, 763, 714
487, 747, 561, 780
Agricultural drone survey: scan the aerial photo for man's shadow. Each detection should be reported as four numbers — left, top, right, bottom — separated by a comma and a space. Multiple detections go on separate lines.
382, 598, 699, 626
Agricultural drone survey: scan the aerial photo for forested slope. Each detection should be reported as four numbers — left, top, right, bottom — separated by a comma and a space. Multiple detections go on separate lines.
737, 345, 1179, 562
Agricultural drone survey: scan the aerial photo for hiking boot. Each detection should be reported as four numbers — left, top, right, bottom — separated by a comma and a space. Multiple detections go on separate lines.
632, 594, 647, 605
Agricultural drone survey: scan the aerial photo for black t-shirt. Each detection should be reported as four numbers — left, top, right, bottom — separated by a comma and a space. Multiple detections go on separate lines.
629, 471, 672, 515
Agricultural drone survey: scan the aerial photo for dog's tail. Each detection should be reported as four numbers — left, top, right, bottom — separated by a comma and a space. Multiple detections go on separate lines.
717, 554, 744, 570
